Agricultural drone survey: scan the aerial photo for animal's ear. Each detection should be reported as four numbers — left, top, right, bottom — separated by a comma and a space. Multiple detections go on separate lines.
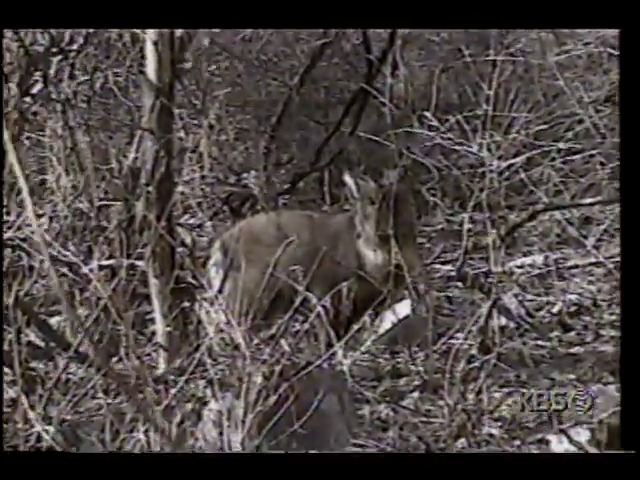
343, 170, 362, 201
343, 170, 378, 202
342, 170, 357, 197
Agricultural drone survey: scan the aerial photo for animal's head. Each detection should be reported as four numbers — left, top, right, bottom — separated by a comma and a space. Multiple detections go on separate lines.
341, 171, 388, 277
342, 170, 381, 239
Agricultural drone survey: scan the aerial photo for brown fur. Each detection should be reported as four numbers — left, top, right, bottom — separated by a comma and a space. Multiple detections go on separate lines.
206, 172, 418, 342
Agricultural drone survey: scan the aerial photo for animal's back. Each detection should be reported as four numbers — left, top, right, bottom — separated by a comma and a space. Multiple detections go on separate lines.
221, 209, 357, 269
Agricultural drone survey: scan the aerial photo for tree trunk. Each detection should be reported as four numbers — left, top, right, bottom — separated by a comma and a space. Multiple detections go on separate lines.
143, 30, 178, 375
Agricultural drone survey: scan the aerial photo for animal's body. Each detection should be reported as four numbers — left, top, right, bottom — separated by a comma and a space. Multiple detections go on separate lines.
206, 171, 418, 342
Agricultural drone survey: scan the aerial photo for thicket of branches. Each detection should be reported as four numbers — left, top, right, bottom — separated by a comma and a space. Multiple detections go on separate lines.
3, 29, 620, 452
